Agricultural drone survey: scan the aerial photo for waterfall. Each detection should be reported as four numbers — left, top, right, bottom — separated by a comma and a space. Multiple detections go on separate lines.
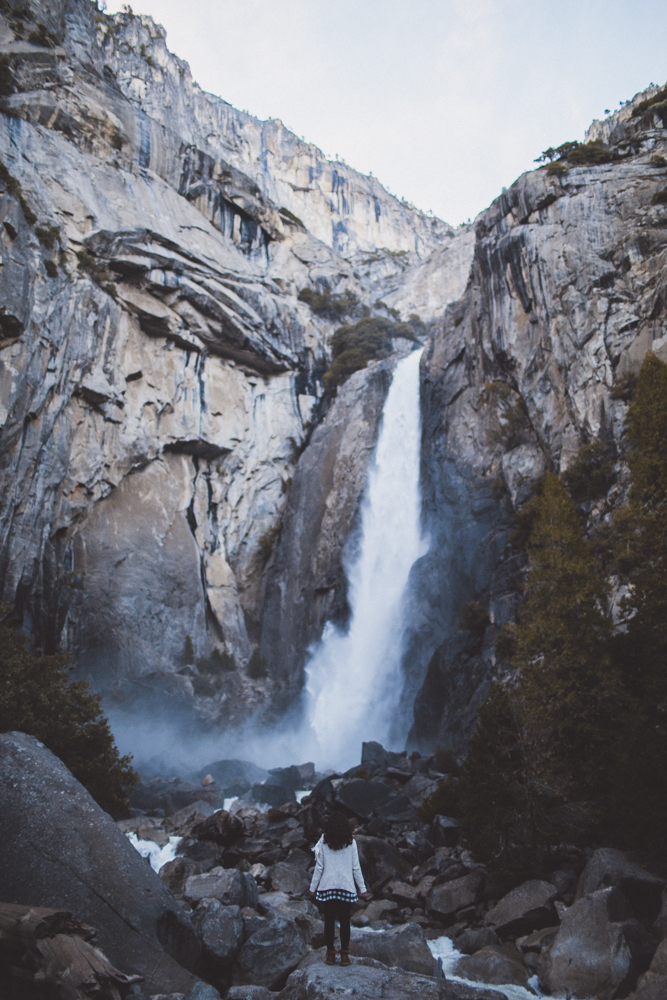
303, 348, 427, 771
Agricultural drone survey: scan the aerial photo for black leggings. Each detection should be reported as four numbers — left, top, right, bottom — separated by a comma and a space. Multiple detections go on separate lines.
322, 899, 351, 951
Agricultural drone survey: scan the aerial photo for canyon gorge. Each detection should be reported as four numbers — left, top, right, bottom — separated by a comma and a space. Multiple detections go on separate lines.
2, 0, 667, 772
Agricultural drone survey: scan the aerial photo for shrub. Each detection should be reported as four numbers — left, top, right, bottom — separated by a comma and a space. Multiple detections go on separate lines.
76, 250, 117, 298
36, 224, 60, 249
632, 86, 667, 127
432, 746, 459, 774
257, 523, 281, 564
418, 775, 459, 823
322, 316, 421, 392
536, 140, 618, 168
279, 206, 305, 229
0, 159, 37, 224
561, 439, 617, 504
198, 647, 235, 674
458, 601, 489, 639
653, 189, 667, 205
0, 611, 136, 816
44, 259, 58, 278
298, 286, 358, 320
610, 370, 638, 402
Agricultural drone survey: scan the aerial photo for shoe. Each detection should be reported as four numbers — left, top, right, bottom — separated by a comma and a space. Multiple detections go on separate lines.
340, 950, 350, 966
325, 949, 336, 965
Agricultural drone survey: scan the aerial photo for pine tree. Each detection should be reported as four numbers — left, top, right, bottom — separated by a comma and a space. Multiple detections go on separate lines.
0, 612, 136, 816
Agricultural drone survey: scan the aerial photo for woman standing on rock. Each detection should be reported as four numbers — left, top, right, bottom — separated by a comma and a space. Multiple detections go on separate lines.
309, 812, 370, 966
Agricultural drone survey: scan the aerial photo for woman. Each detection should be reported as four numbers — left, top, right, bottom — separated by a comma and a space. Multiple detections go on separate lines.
309, 812, 370, 966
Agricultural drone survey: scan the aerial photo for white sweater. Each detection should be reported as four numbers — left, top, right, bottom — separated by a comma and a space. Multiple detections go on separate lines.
309, 836, 367, 896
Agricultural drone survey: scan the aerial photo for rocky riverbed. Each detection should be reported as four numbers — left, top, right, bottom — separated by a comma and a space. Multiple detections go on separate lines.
2, 730, 666, 1000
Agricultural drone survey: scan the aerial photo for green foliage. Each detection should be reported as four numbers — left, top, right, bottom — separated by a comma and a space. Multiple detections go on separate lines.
561, 439, 617, 503
432, 746, 459, 774
458, 601, 489, 639
653, 189, 667, 205
247, 649, 268, 680
44, 259, 58, 278
610, 370, 638, 402
632, 86, 667, 127
0, 54, 15, 96
536, 140, 618, 168
27, 22, 58, 47
0, 611, 136, 816
323, 316, 421, 392
179, 634, 195, 666
76, 250, 117, 298
257, 523, 281, 564
298, 286, 359, 320
198, 647, 235, 674
651, 154, 667, 167
418, 775, 460, 823
279, 207, 305, 229
0, 159, 37, 224
480, 382, 532, 450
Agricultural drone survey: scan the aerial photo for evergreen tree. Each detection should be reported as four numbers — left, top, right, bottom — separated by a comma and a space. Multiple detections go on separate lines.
0, 612, 136, 816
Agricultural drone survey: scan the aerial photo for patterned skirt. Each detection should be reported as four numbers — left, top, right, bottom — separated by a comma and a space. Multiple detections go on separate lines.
315, 888, 358, 903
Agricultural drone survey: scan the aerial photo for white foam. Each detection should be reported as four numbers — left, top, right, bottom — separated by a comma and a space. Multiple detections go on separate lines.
127, 832, 181, 873
428, 935, 545, 999
295, 790, 310, 803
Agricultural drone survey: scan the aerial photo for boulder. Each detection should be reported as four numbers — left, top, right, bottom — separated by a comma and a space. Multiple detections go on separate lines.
184, 868, 258, 908
356, 835, 408, 886
629, 938, 667, 1000
577, 849, 665, 925
233, 909, 308, 990
653, 889, 667, 939
226, 988, 275, 1000
192, 901, 243, 965
456, 927, 501, 955
403, 773, 440, 808
389, 881, 421, 907
427, 870, 486, 923
277, 959, 509, 1000
252, 783, 296, 807
335, 779, 392, 819
273, 899, 324, 946
159, 858, 205, 898
539, 887, 655, 999
430, 816, 460, 848
191, 810, 244, 846
0, 732, 200, 995
364, 899, 399, 923
484, 880, 558, 938
515, 926, 558, 973
456, 944, 533, 991
349, 922, 436, 974
267, 766, 303, 791
375, 795, 420, 824
268, 863, 311, 898
194, 760, 268, 789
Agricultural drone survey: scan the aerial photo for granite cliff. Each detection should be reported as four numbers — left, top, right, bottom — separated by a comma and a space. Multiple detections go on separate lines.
1, 0, 666, 753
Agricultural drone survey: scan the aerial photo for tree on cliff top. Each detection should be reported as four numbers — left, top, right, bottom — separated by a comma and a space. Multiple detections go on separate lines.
0, 611, 136, 816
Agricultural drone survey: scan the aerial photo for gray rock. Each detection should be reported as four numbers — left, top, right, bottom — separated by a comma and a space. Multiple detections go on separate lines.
456, 927, 501, 955
484, 880, 558, 938
403, 773, 441, 808
364, 899, 400, 923
576, 849, 665, 925
456, 944, 533, 991
0, 732, 200, 995
184, 984, 222, 1000
427, 870, 486, 923
192, 900, 243, 965
274, 899, 325, 946
515, 926, 558, 973
233, 909, 308, 990
335, 779, 393, 819
190, 810, 244, 846
276, 960, 509, 1000
252, 783, 296, 807
356, 835, 408, 886
430, 816, 461, 848
389, 881, 421, 907
375, 795, 420, 824
160, 858, 206, 898
539, 887, 655, 999
185, 868, 258, 908
226, 988, 275, 1000
630, 938, 667, 999
349, 922, 437, 974
268, 863, 311, 898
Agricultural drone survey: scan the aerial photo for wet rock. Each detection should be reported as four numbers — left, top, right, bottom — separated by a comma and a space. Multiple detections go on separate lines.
252, 783, 296, 807
192, 901, 243, 965
427, 870, 486, 924
576, 849, 665, 925
178, 839, 221, 867
233, 909, 308, 990
456, 927, 501, 955
539, 887, 655, 999
349, 922, 436, 974
457, 945, 533, 992
268, 863, 311, 898
515, 926, 558, 973
276, 960, 508, 1000
185, 868, 258, 908
335, 779, 392, 819
484, 880, 558, 938
194, 761, 268, 790
0, 732, 200, 996
191, 810, 244, 846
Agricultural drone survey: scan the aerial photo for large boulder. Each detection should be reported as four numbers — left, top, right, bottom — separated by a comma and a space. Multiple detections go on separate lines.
277, 959, 509, 1000
427, 869, 486, 923
375, 795, 419, 824
539, 887, 655, 999
456, 944, 533, 991
456, 927, 501, 955
484, 880, 558, 938
577, 849, 665, 926
629, 938, 667, 1000
252, 783, 296, 807
0, 732, 200, 995
355, 835, 408, 887
268, 863, 311, 898
335, 779, 392, 818
233, 909, 308, 990
192, 901, 243, 966
184, 868, 258, 908
191, 810, 244, 846
403, 773, 440, 808
430, 815, 461, 848
272, 899, 324, 946
349, 923, 436, 974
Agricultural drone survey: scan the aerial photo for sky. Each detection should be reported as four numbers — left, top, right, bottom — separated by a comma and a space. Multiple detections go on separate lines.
104, 0, 667, 226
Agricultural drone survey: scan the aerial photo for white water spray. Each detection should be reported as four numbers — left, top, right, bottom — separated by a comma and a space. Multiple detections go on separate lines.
303, 348, 427, 770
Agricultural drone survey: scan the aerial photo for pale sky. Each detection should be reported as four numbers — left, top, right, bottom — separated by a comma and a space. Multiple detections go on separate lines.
104, 0, 667, 226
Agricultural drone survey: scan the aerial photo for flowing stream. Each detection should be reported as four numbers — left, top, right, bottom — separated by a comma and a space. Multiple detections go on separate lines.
303, 348, 427, 770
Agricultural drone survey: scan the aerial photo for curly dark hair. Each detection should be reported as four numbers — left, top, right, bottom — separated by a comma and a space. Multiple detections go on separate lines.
324, 811, 353, 851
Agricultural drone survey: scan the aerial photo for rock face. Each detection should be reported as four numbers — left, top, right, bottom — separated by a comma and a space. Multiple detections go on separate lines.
0, 732, 199, 995
407, 88, 667, 750
277, 960, 507, 1000
348, 923, 436, 975
0, 0, 442, 729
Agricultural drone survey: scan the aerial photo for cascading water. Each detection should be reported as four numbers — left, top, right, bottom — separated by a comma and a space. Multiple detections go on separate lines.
303, 348, 427, 770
